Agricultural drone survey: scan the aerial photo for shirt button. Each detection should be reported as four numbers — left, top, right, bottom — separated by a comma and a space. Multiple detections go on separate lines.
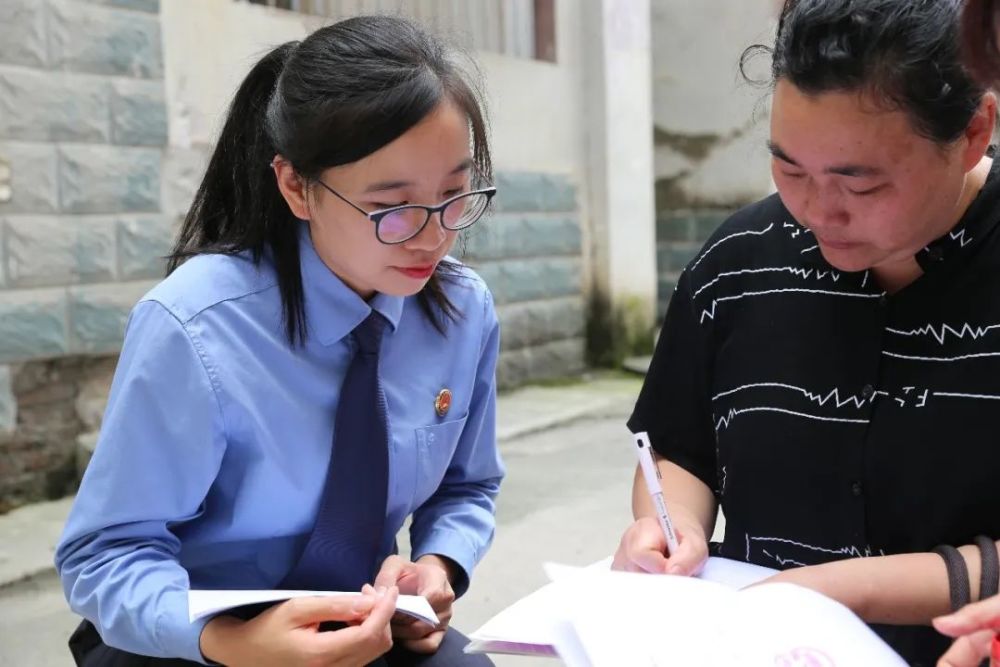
851, 481, 864, 497
861, 384, 875, 398
878, 294, 888, 307
926, 246, 944, 262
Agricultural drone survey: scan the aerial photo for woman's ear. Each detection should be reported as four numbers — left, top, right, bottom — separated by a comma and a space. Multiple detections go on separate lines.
962, 92, 998, 172
272, 155, 311, 220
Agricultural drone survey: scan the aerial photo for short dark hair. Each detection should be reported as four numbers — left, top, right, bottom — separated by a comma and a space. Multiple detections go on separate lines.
962, 0, 1000, 84
169, 16, 492, 344
743, 0, 986, 145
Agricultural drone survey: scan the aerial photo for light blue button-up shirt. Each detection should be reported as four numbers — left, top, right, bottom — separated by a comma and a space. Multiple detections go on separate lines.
55, 224, 505, 663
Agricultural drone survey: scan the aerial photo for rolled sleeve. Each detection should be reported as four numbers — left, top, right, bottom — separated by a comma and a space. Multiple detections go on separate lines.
55, 300, 227, 663
627, 270, 719, 494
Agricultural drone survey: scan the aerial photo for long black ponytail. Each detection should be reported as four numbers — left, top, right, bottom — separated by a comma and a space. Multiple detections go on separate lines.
168, 16, 492, 344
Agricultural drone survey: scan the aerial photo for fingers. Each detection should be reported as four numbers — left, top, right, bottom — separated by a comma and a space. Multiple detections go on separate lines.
629, 548, 671, 574
374, 555, 410, 590
390, 562, 453, 644
362, 586, 399, 629
617, 517, 675, 574
936, 629, 995, 667
420, 577, 455, 614
613, 516, 709, 577
391, 618, 438, 640
399, 628, 447, 654
282, 594, 374, 627
613, 518, 666, 573
664, 532, 708, 577
934, 595, 1000, 637
312, 586, 399, 659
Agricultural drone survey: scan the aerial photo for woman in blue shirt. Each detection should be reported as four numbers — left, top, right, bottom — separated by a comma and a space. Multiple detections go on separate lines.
55, 15, 504, 667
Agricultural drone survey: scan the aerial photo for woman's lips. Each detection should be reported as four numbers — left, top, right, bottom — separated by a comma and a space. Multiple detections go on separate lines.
815, 236, 860, 250
396, 264, 435, 279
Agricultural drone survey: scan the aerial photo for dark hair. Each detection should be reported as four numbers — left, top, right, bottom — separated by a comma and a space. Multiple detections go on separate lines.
742, 0, 987, 144
962, 0, 1000, 84
168, 16, 492, 344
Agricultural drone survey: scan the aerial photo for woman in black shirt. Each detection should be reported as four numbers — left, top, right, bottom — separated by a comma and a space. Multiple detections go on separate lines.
613, 1, 1000, 665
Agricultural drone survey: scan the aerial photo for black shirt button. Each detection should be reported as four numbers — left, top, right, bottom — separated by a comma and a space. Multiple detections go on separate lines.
878, 294, 888, 307
861, 384, 875, 398
851, 481, 864, 497
926, 246, 944, 262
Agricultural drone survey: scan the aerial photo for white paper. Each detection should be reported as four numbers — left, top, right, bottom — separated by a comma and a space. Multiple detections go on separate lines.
466, 556, 776, 656
468, 558, 906, 666
464, 557, 615, 656
188, 589, 438, 626
698, 555, 777, 589
548, 567, 907, 667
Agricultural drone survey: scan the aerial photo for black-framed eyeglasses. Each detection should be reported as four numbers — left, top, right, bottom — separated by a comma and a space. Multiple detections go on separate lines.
315, 180, 497, 245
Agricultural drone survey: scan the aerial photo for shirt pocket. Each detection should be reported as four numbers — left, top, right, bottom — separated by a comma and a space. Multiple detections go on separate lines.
413, 413, 469, 507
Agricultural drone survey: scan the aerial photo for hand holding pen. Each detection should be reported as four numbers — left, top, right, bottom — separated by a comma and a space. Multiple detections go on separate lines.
634, 431, 680, 555
610, 431, 710, 577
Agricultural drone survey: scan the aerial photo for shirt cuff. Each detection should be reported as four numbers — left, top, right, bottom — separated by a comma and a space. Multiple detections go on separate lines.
155, 590, 217, 665
411, 529, 480, 598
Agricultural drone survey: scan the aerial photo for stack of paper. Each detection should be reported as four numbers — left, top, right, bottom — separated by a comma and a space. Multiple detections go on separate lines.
464, 556, 775, 656
466, 557, 906, 666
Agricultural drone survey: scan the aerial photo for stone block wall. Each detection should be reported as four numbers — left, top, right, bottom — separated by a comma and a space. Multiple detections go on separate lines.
0, 1, 589, 511
460, 172, 586, 389
0, 0, 168, 511
655, 209, 732, 320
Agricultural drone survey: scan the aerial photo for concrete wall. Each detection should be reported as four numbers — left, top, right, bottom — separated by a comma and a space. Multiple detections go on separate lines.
162, 1, 589, 176
0, 0, 169, 510
650, 0, 777, 317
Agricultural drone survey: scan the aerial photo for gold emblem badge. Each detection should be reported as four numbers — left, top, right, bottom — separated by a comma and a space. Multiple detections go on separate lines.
434, 389, 452, 417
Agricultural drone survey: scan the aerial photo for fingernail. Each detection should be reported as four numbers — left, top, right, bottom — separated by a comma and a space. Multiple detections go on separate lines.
374, 585, 387, 596
932, 616, 954, 630
667, 565, 681, 575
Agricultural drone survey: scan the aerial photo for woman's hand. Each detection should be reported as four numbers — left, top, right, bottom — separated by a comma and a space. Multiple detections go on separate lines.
374, 554, 456, 653
199, 585, 397, 667
934, 594, 1000, 666
611, 511, 709, 576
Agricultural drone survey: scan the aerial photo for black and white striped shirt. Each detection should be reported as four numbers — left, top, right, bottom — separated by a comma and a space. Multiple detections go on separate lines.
630, 160, 1000, 666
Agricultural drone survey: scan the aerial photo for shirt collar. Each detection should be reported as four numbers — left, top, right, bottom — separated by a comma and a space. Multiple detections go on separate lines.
915, 158, 1000, 273
297, 222, 404, 346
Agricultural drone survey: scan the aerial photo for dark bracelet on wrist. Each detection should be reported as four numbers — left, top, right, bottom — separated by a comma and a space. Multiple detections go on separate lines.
974, 535, 1000, 601
934, 544, 971, 612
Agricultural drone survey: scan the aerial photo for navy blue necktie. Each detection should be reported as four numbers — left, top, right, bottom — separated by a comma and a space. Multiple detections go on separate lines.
280, 311, 390, 592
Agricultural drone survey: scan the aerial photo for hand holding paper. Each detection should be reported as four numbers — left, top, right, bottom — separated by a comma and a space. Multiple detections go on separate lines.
188, 587, 438, 626
197, 585, 401, 667
373, 554, 455, 654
